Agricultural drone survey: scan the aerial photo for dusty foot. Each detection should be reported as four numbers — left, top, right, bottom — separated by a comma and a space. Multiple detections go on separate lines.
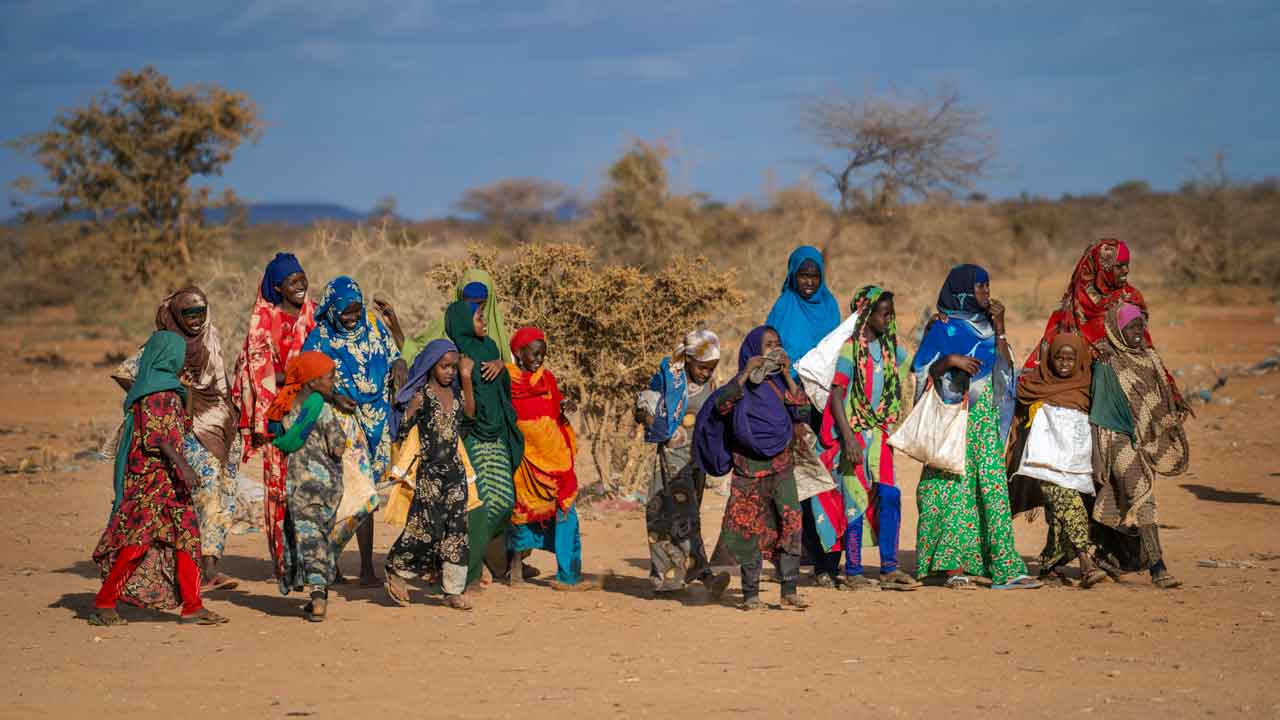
87, 608, 127, 627
879, 570, 922, 592
385, 575, 411, 606
738, 596, 764, 611
201, 573, 239, 592
840, 574, 881, 592
702, 571, 731, 600
179, 608, 230, 626
780, 593, 809, 611
443, 594, 473, 611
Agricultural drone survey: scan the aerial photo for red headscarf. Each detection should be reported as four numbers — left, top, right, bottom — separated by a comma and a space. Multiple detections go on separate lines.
510, 326, 546, 355
265, 351, 335, 422
1026, 238, 1149, 369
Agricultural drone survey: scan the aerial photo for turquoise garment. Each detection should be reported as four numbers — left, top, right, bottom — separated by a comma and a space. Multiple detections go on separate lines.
765, 246, 841, 365
507, 505, 583, 585
112, 331, 188, 515
270, 391, 326, 454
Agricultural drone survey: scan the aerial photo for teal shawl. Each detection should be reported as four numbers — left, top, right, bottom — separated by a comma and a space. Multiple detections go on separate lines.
271, 391, 327, 454
112, 331, 188, 514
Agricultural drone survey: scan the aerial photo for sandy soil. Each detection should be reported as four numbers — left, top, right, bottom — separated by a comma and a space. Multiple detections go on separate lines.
2, 283, 1280, 720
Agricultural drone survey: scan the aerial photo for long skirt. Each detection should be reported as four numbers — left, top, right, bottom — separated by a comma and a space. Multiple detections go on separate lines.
386, 458, 470, 595
915, 385, 1028, 585
184, 433, 242, 560
465, 437, 515, 584
1038, 481, 1092, 570
645, 449, 712, 591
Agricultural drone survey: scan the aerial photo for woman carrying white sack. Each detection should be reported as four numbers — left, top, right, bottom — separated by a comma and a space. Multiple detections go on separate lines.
1006, 332, 1107, 588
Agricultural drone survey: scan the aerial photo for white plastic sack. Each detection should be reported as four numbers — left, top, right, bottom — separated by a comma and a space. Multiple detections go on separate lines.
888, 381, 968, 474
1016, 405, 1094, 494
794, 310, 863, 412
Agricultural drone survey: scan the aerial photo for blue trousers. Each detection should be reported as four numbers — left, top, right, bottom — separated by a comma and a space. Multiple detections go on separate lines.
844, 483, 902, 575
507, 505, 582, 585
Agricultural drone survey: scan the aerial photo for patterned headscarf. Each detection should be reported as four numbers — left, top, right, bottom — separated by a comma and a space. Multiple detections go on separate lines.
845, 286, 901, 431
155, 285, 238, 465
673, 329, 721, 366
303, 276, 396, 405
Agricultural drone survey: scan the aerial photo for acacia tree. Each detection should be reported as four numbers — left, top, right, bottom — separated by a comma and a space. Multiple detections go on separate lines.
589, 140, 698, 269
9, 66, 261, 282
802, 84, 993, 218
455, 177, 570, 242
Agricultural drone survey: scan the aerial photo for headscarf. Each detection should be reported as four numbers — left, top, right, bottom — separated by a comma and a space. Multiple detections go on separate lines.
1026, 238, 1148, 369
912, 264, 998, 383
112, 331, 188, 514
643, 329, 722, 444
844, 286, 902, 430
765, 246, 841, 365
265, 351, 335, 423
155, 285, 238, 465
510, 326, 546, 355
303, 276, 395, 406
404, 268, 512, 364
1116, 302, 1144, 330
1016, 333, 1091, 413
694, 326, 795, 475
389, 339, 457, 440
445, 300, 524, 468
260, 252, 305, 305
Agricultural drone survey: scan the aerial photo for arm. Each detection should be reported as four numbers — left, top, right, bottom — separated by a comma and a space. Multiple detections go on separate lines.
459, 356, 477, 419
373, 298, 406, 350
827, 384, 862, 466
777, 350, 800, 395
989, 299, 1014, 367
157, 441, 198, 491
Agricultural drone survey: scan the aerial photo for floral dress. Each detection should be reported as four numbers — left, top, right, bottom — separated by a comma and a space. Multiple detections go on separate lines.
280, 399, 348, 594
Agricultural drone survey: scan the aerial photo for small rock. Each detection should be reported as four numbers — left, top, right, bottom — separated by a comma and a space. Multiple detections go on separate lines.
1106, 669, 1121, 678
1216, 396, 1234, 406
1261, 610, 1275, 619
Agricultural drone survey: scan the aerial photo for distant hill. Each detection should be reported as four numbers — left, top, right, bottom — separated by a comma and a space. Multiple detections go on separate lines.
4, 202, 373, 226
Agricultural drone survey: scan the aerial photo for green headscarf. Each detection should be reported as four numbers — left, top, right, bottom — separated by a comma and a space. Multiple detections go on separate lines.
444, 300, 524, 468
843, 286, 903, 431
112, 331, 188, 514
404, 268, 512, 365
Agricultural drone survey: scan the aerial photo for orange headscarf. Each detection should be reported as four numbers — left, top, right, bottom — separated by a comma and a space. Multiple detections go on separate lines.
265, 351, 335, 422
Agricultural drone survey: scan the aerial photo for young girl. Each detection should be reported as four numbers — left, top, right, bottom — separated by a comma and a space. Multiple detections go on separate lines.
636, 329, 731, 597
911, 265, 1040, 590
1089, 303, 1189, 589
696, 326, 809, 610
445, 299, 524, 586
384, 340, 477, 610
818, 286, 920, 592
505, 327, 586, 589
1008, 333, 1106, 588
267, 351, 346, 621
92, 331, 227, 627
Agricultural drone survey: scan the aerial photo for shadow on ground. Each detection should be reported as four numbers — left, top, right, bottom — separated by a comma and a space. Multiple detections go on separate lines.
1181, 483, 1280, 506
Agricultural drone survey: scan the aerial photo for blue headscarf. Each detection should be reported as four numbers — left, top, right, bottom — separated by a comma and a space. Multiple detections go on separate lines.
694, 326, 794, 475
462, 281, 489, 311
304, 276, 397, 405
765, 246, 841, 364
389, 339, 457, 440
260, 252, 305, 305
644, 356, 687, 444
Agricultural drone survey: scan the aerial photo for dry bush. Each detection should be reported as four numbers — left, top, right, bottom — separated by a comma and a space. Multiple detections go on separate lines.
589, 140, 699, 269
429, 243, 744, 491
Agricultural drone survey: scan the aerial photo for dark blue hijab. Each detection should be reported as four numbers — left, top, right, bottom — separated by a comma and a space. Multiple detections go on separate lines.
260, 252, 304, 305
695, 326, 794, 475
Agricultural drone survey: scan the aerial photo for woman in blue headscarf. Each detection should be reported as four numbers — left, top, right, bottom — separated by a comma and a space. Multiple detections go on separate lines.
695, 326, 810, 610
765, 246, 842, 365
910, 264, 1039, 590
303, 276, 407, 585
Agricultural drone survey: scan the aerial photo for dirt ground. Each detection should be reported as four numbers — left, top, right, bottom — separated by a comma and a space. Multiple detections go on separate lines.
2, 281, 1280, 720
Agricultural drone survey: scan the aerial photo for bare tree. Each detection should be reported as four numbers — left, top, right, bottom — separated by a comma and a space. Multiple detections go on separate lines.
455, 177, 570, 241
802, 84, 994, 216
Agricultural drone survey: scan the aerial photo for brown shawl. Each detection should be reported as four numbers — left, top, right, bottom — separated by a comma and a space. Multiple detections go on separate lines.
1017, 333, 1092, 412
156, 286, 239, 465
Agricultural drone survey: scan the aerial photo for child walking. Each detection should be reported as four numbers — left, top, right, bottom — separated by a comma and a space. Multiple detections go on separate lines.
268, 351, 347, 621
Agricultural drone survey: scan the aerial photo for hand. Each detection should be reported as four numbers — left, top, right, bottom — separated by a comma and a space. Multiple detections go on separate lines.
743, 356, 767, 374
459, 355, 475, 381
633, 407, 653, 427
1176, 397, 1196, 421
403, 393, 424, 421
840, 430, 863, 465
480, 359, 503, 382
776, 349, 792, 373
988, 299, 1007, 333
251, 432, 271, 449
373, 297, 400, 328
946, 354, 982, 376
178, 466, 199, 492
932, 312, 949, 324
334, 395, 357, 413
390, 358, 409, 392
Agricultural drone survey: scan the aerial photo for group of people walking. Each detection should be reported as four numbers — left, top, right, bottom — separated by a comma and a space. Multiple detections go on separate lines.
86, 237, 1191, 626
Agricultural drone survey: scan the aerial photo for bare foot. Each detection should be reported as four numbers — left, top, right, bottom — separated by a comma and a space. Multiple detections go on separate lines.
385, 575, 411, 606
443, 594, 472, 611
201, 573, 239, 592
179, 608, 230, 626
88, 608, 127, 626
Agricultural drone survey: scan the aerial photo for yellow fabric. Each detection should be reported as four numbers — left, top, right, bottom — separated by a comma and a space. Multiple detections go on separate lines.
384, 427, 481, 528
511, 414, 576, 524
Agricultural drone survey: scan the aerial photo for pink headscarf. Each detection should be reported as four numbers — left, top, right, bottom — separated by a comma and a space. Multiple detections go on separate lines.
1116, 302, 1144, 330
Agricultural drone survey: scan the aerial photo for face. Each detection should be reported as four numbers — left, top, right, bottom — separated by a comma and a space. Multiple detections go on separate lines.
686, 357, 719, 385
173, 293, 207, 336
1115, 261, 1130, 285
432, 352, 459, 387
1051, 344, 1077, 379
309, 367, 337, 400
472, 307, 488, 338
339, 301, 363, 331
760, 329, 782, 354
275, 272, 308, 307
866, 297, 894, 337
1121, 316, 1146, 348
974, 281, 991, 309
516, 339, 547, 373
794, 261, 822, 300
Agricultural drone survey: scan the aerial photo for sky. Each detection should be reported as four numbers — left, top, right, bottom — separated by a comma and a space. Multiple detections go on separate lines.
3, 0, 1278, 218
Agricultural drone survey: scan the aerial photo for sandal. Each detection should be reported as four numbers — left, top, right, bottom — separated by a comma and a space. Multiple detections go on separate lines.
879, 570, 922, 592
179, 608, 230, 626
814, 573, 837, 589
780, 593, 809, 611
993, 575, 1044, 591
304, 597, 327, 622
443, 594, 473, 611
840, 574, 882, 592
945, 574, 977, 590
201, 574, 239, 592
738, 596, 764, 611
1152, 574, 1183, 590
385, 575, 412, 607
1081, 569, 1108, 589
87, 609, 128, 627
1038, 567, 1075, 587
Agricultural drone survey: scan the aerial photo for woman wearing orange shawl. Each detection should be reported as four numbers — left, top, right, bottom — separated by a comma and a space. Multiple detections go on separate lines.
505, 327, 583, 588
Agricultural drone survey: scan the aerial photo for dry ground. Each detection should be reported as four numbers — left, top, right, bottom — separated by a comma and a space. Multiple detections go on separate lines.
2, 279, 1279, 719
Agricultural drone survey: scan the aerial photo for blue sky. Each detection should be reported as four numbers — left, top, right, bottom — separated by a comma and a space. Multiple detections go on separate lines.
3, 0, 1278, 217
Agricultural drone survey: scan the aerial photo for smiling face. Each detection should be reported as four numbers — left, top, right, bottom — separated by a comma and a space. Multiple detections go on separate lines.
794, 260, 822, 300
432, 351, 459, 387
275, 271, 308, 308
686, 357, 719, 385
516, 339, 547, 373
338, 301, 363, 331
1121, 315, 1146, 348
1051, 343, 1077, 379
866, 296, 894, 337
472, 307, 488, 338
1115, 260, 1131, 286
172, 292, 207, 336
